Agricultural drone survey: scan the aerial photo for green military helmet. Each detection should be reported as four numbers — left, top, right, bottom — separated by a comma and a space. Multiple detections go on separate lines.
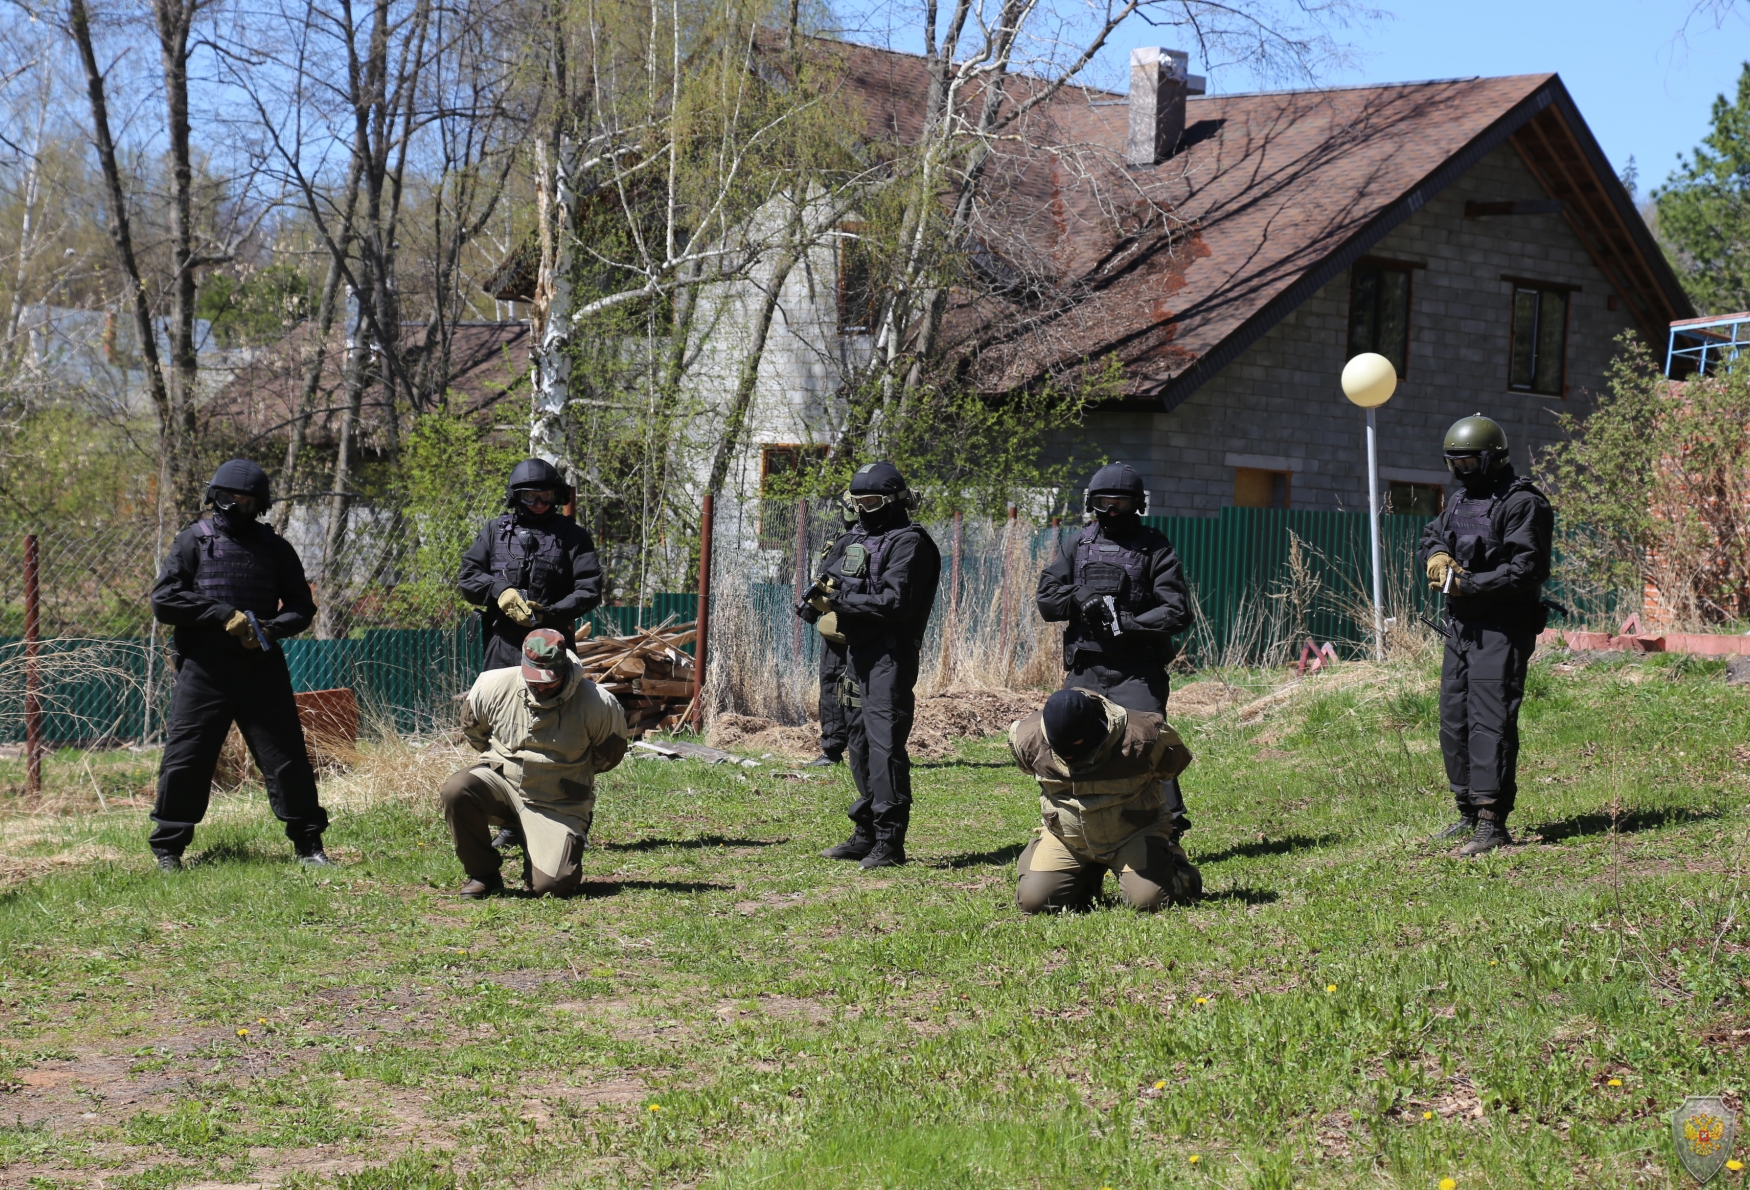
1442, 413, 1510, 477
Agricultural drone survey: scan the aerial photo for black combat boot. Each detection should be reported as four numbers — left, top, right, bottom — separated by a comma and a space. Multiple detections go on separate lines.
820, 830, 875, 861
1458, 817, 1511, 857
859, 839, 907, 869
154, 851, 183, 872
1432, 814, 1477, 841
296, 837, 338, 867
805, 752, 843, 768
491, 824, 526, 851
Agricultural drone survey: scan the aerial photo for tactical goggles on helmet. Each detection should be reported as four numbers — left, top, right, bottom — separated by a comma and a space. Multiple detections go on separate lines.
850, 492, 896, 513
1089, 494, 1137, 515
516, 488, 559, 508
1444, 454, 1487, 476
213, 489, 258, 516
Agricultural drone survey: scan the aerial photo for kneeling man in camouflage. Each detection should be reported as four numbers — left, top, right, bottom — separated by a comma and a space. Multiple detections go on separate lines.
1009, 688, 1202, 913
441, 628, 629, 897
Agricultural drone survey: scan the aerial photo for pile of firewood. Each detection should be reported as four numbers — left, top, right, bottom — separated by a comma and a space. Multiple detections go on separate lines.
574, 617, 698, 737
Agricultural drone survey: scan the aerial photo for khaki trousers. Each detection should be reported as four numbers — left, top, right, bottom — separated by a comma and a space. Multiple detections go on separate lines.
1015, 829, 1200, 913
440, 766, 590, 896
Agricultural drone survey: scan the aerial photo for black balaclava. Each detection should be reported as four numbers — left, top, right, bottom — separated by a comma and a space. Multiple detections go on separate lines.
206, 459, 271, 533
1085, 461, 1146, 534
1042, 688, 1107, 763
1457, 461, 1513, 498
849, 461, 911, 534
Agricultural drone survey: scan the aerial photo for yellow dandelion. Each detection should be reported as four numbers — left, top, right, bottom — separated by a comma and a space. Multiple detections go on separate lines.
236, 1027, 249, 1037
1439, 1179, 1457, 1190
1489, 960, 1498, 966
1607, 1078, 1622, 1087
1326, 984, 1337, 993
1195, 997, 1209, 1005
256, 1017, 267, 1024
1188, 1155, 1200, 1165
1153, 1080, 1167, 1091
1726, 1159, 1743, 1171
1422, 1111, 1433, 1120
647, 1104, 662, 1113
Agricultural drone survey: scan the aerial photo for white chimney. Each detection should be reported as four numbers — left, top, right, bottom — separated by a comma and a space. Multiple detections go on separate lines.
1126, 47, 1193, 166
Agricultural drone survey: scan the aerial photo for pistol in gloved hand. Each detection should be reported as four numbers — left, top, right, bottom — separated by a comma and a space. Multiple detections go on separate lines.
497, 586, 540, 627
1073, 583, 1118, 638
1425, 552, 1467, 593
795, 575, 837, 622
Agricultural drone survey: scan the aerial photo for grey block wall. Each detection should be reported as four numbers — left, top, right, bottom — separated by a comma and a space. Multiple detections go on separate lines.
1077, 142, 1642, 514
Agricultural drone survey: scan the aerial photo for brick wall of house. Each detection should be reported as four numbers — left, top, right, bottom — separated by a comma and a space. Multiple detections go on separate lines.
1077, 141, 1642, 515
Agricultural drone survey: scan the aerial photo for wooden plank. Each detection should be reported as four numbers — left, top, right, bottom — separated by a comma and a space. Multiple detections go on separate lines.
635, 678, 696, 697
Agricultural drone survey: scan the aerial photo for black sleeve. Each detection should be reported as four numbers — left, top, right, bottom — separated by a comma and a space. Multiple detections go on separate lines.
266, 537, 317, 639
457, 523, 500, 607
1417, 512, 1450, 567
541, 525, 603, 619
1125, 535, 1192, 639
150, 527, 233, 629
830, 531, 932, 628
1035, 530, 1076, 623
1458, 493, 1553, 600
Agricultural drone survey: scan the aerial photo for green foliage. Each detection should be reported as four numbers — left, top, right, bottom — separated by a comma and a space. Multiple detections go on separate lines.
386, 407, 527, 626
195, 265, 313, 349
1540, 335, 1750, 623
0, 406, 156, 528
1654, 61, 1750, 315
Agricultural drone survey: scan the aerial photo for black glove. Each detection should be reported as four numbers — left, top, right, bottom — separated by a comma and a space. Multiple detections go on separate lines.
1073, 585, 1115, 637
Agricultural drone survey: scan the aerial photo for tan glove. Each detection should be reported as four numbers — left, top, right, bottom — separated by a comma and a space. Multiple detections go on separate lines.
223, 610, 259, 647
1425, 553, 1465, 590
815, 610, 846, 645
497, 587, 535, 627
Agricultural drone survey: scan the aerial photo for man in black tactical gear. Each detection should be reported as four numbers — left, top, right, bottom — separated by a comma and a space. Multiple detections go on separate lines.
458, 459, 604, 674
1418, 414, 1554, 857
807, 493, 859, 768
149, 459, 332, 870
1036, 462, 1195, 835
805, 462, 941, 868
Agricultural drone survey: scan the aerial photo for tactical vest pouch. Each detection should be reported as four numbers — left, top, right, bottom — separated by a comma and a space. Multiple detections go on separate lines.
841, 543, 869, 577
1081, 561, 1127, 596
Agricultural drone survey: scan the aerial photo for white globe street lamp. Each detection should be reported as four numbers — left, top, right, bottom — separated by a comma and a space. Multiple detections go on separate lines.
1341, 352, 1398, 661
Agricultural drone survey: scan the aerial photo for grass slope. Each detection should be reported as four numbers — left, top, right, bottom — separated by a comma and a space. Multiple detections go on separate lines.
2, 650, 1749, 1189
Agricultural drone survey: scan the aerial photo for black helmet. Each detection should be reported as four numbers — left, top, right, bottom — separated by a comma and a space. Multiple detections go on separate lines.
205, 459, 271, 517
505, 458, 573, 509
1084, 461, 1147, 515
847, 461, 921, 514
1442, 415, 1510, 478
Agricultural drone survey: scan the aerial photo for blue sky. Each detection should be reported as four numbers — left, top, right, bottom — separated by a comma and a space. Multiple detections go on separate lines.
1325, 0, 1747, 198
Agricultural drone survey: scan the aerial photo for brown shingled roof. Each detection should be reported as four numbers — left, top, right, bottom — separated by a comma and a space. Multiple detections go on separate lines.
821, 41, 1691, 405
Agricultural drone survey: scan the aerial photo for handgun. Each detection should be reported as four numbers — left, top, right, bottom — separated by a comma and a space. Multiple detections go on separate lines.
243, 610, 276, 652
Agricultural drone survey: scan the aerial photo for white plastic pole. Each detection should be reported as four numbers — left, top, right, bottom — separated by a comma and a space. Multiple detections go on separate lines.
1365, 406, 1384, 661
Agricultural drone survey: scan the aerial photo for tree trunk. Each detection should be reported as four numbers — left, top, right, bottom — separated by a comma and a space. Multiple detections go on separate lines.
531, 134, 577, 469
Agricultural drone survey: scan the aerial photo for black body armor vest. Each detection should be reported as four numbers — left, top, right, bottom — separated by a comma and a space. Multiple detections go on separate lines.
1064, 523, 1165, 659
488, 513, 574, 604
193, 520, 282, 616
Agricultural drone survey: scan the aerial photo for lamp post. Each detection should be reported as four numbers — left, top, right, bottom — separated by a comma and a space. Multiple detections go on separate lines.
1341, 352, 1398, 661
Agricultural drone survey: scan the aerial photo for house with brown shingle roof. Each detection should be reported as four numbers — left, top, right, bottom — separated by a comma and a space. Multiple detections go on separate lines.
717, 41, 1690, 520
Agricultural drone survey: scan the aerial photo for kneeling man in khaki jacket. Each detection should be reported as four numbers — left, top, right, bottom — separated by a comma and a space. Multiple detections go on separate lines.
442, 628, 628, 897
1008, 687, 1201, 913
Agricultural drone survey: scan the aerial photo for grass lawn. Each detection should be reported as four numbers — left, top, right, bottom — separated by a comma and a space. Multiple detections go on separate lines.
2, 649, 1749, 1189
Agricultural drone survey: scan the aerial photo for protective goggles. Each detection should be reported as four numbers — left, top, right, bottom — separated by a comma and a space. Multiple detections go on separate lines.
516, 488, 559, 507
850, 492, 895, 513
1090, 494, 1137, 515
213, 489, 258, 514
1444, 454, 1487, 475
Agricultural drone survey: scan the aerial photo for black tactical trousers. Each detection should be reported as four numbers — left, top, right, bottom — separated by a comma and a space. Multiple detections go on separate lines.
844, 636, 920, 843
1439, 619, 1537, 821
1063, 652, 1190, 832
817, 639, 848, 759
150, 649, 327, 856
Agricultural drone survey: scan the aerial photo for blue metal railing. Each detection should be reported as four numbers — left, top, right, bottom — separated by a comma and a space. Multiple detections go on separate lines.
1667, 312, 1750, 377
